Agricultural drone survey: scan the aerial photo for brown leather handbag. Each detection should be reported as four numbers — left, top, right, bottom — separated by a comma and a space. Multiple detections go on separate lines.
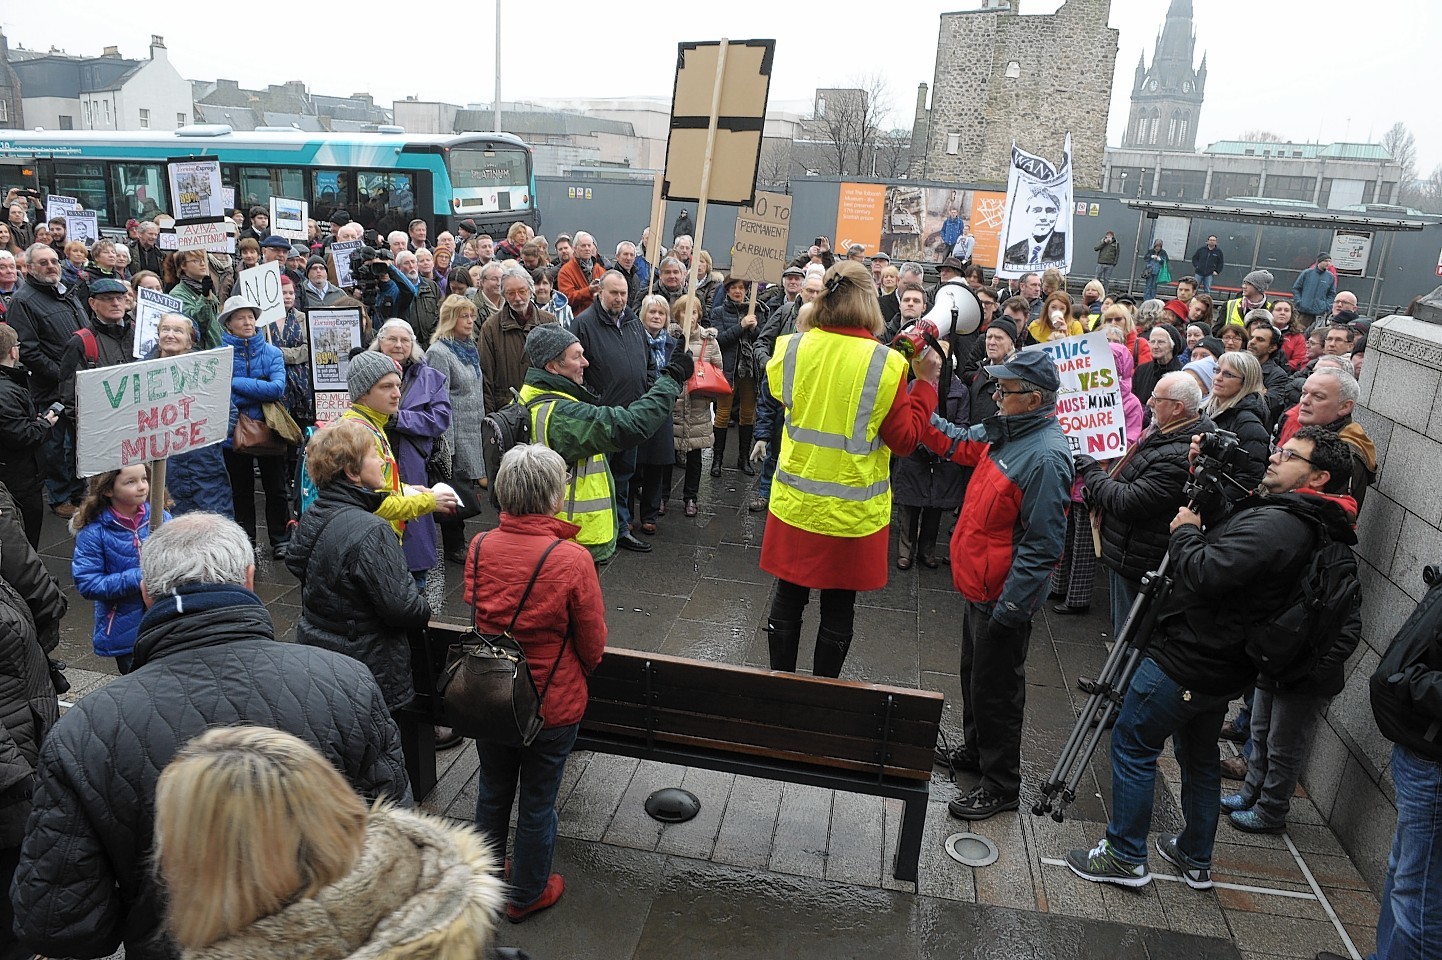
438, 535, 571, 746
232, 411, 288, 456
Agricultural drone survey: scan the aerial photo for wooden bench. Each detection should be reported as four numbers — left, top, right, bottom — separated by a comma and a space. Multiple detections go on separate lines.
399, 622, 944, 883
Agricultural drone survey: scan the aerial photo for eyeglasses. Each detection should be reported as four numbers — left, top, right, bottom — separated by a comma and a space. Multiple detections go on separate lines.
1271, 447, 1313, 465
1149, 394, 1178, 404
1214, 370, 1242, 381
993, 385, 1038, 397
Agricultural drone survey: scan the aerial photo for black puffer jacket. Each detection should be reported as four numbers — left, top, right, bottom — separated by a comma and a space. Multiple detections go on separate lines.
1208, 392, 1271, 494
12, 584, 411, 960
286, 480, 431, 711
1078, 415, 1215, 582
0, 577, 58, 849
0, 364, 48, 502
1259, 355, 1291, 429
1151, 492, 1357, 697
4, 275, 86, 404
0, 481, 66, 654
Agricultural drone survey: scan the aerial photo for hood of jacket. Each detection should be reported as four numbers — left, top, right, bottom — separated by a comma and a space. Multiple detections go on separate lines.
983, 402, 1060, 445
1285, 488, 1359, 540
1337, 421, 1377, 471
132, 584, 274, 668
183, 806, 504, 960
523, 366, 600, 405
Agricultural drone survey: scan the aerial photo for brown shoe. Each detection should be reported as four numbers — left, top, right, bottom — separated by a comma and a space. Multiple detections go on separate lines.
1220, 755, 1248, 781
50, 502, 77, 519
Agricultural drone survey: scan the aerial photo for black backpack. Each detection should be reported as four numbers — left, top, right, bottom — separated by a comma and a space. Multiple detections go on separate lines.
1244, 500, 1361, 686
1371, 572, 1442, 762
480, 389, 568, 509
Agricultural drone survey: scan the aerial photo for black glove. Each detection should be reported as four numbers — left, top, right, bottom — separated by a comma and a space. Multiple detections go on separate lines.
200, 275, 214, 296
1073, 453, 1097, 473
663, 351, 695, 384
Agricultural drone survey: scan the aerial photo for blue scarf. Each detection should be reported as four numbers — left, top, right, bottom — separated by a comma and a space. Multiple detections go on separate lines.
443, 335, 482, 377
645, 330, 670, 372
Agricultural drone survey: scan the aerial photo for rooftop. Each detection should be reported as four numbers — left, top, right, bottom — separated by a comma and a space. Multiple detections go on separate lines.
1203, 140, 1394, 162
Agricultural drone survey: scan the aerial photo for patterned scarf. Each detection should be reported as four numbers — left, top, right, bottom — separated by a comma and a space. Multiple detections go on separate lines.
443, 335, 482, 377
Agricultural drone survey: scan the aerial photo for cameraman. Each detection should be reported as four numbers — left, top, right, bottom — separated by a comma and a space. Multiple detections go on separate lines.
349, 247, 413, 328
1067, 426, 1356, 890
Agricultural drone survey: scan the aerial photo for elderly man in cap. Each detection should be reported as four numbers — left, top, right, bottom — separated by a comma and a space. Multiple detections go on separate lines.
761, 264, 805, 315
1291, 253, 1337, 328
911, 348, 1073, 820
58, 275, 135, 421
516, 324, 692, 563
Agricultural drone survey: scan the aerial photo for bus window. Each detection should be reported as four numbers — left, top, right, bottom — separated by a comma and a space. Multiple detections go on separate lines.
51, 161, 110, 222
113, 163, 169, 222
355, 172, 414, 237
236, 167, 306, 215
311, 170, 351, 224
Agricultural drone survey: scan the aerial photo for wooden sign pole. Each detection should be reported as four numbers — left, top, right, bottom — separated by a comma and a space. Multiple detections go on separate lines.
646, 172, 665, 298
148, 459, 166, 535
686, 38, 730, 302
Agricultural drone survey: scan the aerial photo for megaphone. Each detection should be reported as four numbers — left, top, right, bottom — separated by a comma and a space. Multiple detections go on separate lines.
890, 280, 984, 358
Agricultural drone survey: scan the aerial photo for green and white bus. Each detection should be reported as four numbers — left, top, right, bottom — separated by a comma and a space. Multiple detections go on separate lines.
0, 125, 538, 237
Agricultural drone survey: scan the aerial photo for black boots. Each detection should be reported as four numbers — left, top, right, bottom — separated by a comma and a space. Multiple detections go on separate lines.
710, 426, 727, 477
766, 619, 803, 672
812, 625, 854, 678
737, 425, 756, 475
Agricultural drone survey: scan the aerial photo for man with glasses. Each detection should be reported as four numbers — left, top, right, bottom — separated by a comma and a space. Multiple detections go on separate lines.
1074, 371, 1215, 635
912, 349, 1072, 821
5, 244, 87, 516
1068, 426, 1357, 891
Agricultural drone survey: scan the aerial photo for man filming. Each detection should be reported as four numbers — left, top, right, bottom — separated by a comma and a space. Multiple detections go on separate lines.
1067, 426, 1358, 890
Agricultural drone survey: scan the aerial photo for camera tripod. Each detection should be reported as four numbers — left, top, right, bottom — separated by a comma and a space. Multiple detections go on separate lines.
1032, 553, 1175, 822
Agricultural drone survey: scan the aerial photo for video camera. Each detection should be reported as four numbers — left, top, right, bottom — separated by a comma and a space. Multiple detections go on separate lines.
348, 245, 394, 285
1185, 429, 1253, 521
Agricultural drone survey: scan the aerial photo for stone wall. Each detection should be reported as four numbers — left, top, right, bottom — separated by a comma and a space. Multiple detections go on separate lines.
1300, 313, 1442, 892
922, 0, 1117, 188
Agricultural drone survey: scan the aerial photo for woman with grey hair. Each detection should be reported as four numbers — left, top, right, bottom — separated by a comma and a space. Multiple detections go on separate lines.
1201, 349, 1270, 493
370, 318, 452, 586
463, 443, 606, 924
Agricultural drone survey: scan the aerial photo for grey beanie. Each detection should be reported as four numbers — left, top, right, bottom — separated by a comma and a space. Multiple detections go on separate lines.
348, 350, 401, 401
525, 323, 580, 368
1243, 269, 1273, 293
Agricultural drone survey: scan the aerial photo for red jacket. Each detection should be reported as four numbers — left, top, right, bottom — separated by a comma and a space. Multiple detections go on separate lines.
1281, 329, 1308, 372
462, 512, 607, 727
557, 258, 606, 313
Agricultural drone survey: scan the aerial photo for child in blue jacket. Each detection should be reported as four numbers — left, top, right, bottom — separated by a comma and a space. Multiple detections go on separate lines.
70, 464, 169, 674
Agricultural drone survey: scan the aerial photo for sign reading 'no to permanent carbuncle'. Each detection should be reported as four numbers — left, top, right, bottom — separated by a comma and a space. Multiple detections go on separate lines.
75, 347, 234, 477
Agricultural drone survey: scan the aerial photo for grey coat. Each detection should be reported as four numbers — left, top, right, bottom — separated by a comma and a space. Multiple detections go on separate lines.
425, 337, 487, 480
672, 324, 722, 453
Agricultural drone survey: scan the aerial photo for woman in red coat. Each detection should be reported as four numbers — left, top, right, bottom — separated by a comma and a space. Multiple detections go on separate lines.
463, 443, 607, 924
759, 260, 939, 677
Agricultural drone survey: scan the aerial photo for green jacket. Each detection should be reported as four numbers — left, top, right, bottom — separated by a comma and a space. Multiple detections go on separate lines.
521, 365, 682, 561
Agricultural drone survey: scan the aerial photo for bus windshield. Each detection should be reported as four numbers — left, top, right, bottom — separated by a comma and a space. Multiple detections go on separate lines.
448, 144, 532, 217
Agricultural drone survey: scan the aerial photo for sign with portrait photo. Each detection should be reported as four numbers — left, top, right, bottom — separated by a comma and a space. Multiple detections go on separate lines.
994, 133, 1074, 280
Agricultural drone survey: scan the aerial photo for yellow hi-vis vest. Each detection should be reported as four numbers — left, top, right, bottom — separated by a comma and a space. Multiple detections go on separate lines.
519, 384, 616, 549
766, 329, 907, 537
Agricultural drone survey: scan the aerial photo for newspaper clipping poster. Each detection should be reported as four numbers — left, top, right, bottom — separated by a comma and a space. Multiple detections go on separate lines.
1025, 331, 1126, 456
330, 240, 362, 289
994, 133, 1074, 280
133, 287, 184, 359
168, 158, 224, 220
46, 195, 81, 222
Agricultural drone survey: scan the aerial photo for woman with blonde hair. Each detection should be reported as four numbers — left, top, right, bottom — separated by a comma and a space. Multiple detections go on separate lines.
1099, 303, 1153, 366
426, 295, 486, 563
761, 260, 942, 677
669, 295, 722, 517
1028, 291, 1085, 344
155, 726, 503, 958
1201, 349, 1270, 492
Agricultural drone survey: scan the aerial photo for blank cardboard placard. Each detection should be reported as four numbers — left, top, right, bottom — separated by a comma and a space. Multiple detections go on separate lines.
662, 39, 774, 206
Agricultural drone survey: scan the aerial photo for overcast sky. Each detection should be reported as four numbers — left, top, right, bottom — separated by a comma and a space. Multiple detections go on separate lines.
3, 0, 1437, 175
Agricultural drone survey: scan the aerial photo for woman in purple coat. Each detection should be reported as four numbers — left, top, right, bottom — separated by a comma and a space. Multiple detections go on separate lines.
370, 319, 452, 588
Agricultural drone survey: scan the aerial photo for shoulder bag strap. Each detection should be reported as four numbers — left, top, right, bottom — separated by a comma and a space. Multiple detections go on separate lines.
505, 538, 565, 635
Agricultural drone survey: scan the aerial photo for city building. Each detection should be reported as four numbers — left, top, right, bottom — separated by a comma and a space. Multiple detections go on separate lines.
0, 31, 22, 129
192, 79, 391, 132
1121, 0, 1205, 152
7, 36, 190, 132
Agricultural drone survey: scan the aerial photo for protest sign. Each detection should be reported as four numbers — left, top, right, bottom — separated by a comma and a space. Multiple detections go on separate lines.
995, 133, 1074, 280
270, 196, 308, 240
171, 219, 232, 253
1330, 231, 1372, 276
731, 191, 792, 284
308, 307, 363, 425
330, 239, 362, 289
133, 287, 184, 359
75, 347, 233, 476
237, 262, 285, 325
46, 194, 80, 222
65, 211, 99, 247
1025, 331, 1126, 456
167, 158, 224, 220
221, 186, 235, 211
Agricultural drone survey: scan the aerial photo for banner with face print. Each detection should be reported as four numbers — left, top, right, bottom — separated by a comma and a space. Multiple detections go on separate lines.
994, 134, 1073, 280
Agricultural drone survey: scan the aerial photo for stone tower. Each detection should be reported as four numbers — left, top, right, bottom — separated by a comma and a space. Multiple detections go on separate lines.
1121, 0, 1205, 152
918, 0, 1118, 188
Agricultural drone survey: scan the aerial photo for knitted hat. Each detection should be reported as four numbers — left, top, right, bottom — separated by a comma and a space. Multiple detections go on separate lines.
1155, 321, 1184, 356
1242, 269, 1273, 294
348, 350, 401, 401
525, 323, 580, 368
306, 255, 327, 273
1198, 336, 1226, 359
987, 316, 1019, 344
1183, 357, 1216, 393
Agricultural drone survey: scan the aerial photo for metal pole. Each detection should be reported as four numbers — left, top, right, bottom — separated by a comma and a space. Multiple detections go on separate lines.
493, 1, 502, 132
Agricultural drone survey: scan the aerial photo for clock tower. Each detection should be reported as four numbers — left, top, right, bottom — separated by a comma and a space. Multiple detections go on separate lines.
1122, 0, 1205, 152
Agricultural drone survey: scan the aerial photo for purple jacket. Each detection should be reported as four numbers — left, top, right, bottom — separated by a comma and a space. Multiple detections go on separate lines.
389, 359, 451, 572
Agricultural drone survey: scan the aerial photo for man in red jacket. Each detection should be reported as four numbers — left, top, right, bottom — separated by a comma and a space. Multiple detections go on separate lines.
556, 231, 606, 313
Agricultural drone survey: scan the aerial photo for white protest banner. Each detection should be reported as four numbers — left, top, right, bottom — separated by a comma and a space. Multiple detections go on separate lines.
46, 194, 81, 222
330, 239, 362, 289
221, 186, 235, 211
65, 211, 99, 247
75, 347, 234, 476
994, 133, 1073, 280
1330, 231, 1372, 277
314, 392, 349, 425
237, 262, 285, 325
133, 287, 184, 359
270, 196, 308, 240
172, 219, 232, 253
731, 191, 792, 284
168, 158, 224, 220
308, 308, 364, 394
1026, 331, 1126, 457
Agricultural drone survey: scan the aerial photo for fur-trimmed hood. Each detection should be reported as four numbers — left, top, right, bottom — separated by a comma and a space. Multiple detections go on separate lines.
184, 806, 504, 960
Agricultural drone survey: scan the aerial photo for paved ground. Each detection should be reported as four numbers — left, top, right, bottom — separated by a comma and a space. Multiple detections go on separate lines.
42, 453, 1378, 960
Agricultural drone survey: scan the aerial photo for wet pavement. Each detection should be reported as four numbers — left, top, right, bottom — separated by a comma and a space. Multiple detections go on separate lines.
42, 453, 1377, 959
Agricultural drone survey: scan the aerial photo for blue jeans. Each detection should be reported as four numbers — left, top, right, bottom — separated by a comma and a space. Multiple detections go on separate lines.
1143, 275, 1159, 301
1109, 568, 1141, 639
1374, 743, 1442, 960
608, 447, 637, 534
1105, 656, 1233, 867
1198, 275, 1214, 294
43, 421, 85, 507
474, 723, 579, 908
757, 445, 778, 499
